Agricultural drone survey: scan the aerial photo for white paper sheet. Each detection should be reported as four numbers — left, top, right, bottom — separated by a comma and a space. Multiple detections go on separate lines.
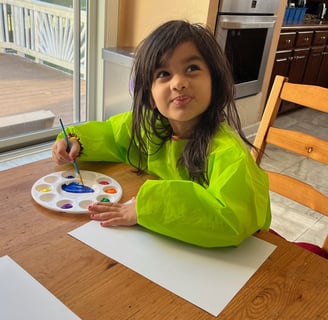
69, 221, 276, 316
0, 256, 80, 320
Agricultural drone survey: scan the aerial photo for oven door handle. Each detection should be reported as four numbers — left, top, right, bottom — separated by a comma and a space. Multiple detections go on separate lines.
219, 20, 276, 29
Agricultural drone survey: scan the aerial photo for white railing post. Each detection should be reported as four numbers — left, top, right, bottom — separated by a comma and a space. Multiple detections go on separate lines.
0, 0, 86, 78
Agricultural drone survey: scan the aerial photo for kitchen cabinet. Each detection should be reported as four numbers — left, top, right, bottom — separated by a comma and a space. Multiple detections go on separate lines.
269, 25, 328, 113
303, 30, 328, 84
302, 45, 325, 84
317, 45, 328, 87
277, 32, 297, 50
270, 32, 311, 86
288, 48, 310, 81
270, 51, 292, 81
313, 29, 328, 46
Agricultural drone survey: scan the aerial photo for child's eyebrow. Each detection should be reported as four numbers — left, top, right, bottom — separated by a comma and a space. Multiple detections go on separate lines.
182, 55, 204, 64
157, 54, 204, 69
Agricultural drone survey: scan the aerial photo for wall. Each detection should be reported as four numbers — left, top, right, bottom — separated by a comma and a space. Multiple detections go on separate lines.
117, 0, 211, 46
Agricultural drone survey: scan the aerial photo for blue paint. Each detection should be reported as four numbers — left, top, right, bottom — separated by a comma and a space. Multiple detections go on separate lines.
61, 182, 94, 194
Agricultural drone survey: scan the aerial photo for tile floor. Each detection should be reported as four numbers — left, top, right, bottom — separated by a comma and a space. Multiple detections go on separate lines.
259, 107, 328, 247
1, 108, 327, 247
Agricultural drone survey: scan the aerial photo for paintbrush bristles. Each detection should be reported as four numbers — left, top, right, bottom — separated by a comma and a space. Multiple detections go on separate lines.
78, 173, 84, 186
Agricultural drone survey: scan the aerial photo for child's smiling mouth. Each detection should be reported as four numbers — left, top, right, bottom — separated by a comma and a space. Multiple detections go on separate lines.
172, 95, 192, 106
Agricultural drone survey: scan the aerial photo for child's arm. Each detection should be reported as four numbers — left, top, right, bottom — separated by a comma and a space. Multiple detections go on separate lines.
135, 152, 271, 248
53, 112, 133, 164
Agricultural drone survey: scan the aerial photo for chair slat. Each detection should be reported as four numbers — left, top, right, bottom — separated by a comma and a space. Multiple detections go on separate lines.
267, 127, 328, 165
281, 82, 328, 113
267, 171, 328, 217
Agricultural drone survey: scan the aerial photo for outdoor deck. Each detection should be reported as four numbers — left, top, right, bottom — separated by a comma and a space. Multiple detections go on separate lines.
0, 53, 86, 131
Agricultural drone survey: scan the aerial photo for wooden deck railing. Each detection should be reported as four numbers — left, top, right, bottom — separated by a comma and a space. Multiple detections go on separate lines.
0, 0, 86, 77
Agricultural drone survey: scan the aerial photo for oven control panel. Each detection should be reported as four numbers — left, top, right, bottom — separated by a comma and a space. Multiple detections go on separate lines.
218, 0, 280, 15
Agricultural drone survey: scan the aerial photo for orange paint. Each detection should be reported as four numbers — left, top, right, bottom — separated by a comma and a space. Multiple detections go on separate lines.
105, 187, 117, 194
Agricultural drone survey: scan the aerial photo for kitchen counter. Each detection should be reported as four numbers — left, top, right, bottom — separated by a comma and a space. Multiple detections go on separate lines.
282, 20, 328, 30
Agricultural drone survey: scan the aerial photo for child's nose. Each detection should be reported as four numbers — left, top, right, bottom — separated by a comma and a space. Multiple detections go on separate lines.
171, 74, 188, 91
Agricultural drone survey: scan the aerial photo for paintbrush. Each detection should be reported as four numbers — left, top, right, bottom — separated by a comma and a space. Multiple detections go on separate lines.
59, 118, 84, 186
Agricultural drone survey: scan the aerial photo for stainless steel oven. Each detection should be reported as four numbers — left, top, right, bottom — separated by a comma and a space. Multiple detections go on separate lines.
215, 0, 280, 99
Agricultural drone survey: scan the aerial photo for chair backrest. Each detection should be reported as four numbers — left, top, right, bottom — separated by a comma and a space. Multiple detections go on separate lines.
251, 75, 328, 250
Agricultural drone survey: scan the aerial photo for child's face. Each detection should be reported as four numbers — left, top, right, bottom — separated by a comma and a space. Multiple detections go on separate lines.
151, 41, 212, 137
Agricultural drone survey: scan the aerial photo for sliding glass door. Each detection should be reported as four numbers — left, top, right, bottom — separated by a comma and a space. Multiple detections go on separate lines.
0, 0, 89, 152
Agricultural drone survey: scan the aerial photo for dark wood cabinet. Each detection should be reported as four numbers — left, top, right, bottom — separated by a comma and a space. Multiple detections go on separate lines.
269, 25, 328, 113
277, 32, 296, 50
302, 46, 325, 84
295, 31, 313, 47
312, 30, 328, 46
288, 48, 310, 82
269, 51, 292, 90
317, 45, 328, 87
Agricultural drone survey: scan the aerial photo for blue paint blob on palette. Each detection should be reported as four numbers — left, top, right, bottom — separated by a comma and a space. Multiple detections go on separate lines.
31, 170, 123, 214
62, 182, 95, 194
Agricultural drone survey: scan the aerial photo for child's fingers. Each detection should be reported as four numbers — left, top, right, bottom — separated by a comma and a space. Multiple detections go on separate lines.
90, 210, 121, 221
100, 217, 125, 227
69, 140, 81, 160
52, 140, 71, 164
88, 202, 116, 213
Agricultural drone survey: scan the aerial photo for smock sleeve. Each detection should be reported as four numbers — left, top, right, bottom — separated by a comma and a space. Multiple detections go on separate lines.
136, 147, 271, 248
56, 112, 133, 163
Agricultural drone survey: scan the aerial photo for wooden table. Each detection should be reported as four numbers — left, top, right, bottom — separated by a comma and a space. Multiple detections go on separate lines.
1, 158, 328, 319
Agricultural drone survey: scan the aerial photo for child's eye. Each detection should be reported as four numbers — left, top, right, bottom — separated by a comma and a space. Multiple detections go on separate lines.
155, 70, 170, 78
187, 64, 200, 72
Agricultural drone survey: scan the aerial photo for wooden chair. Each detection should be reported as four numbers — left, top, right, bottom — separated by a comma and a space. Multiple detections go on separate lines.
251, 75, 328, 258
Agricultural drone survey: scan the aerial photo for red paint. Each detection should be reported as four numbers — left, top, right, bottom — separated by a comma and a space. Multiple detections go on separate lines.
99, 180, 110, 185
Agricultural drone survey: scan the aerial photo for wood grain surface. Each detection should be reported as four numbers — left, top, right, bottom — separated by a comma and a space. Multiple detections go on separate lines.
1, 158, 327, 319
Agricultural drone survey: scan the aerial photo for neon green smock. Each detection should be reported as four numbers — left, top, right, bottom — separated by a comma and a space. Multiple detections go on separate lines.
59, 112, 271, 248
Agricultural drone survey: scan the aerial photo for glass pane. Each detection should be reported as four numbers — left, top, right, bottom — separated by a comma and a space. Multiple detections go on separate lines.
225, 28, 267, 84
0, 0, 87, 147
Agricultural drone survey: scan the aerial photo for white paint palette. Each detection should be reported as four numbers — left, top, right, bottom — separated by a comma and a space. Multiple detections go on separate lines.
31, 170, 123, 214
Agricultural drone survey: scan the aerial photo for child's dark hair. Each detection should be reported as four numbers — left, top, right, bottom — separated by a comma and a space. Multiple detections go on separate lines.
128, 20, 252, 185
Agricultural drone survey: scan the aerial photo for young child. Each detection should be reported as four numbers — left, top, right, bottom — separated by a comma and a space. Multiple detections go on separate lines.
52, 20, 271, 248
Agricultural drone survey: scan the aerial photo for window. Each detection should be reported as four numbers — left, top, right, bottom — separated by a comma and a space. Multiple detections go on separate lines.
0, 0, 100, 152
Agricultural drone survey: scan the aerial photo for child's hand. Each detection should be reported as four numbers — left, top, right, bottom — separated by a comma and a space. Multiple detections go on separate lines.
88, 197, 137, 227
52, 139, 80, 165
